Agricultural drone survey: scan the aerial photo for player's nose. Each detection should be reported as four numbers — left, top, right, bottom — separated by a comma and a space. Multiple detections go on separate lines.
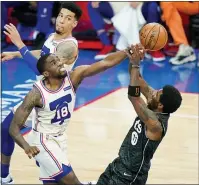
58, 60, 64, 67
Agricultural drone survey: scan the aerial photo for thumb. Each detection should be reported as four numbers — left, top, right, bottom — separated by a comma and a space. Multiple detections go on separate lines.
27, 152, 32, 159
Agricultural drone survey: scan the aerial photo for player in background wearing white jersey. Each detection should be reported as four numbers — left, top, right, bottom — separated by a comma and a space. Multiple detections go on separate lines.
9, 46, 145, 184
1, 2, 82, 184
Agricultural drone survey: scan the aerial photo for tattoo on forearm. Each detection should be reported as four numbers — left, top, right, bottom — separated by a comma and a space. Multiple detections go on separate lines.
9, 87, 42, 148
130, 68, 140, 86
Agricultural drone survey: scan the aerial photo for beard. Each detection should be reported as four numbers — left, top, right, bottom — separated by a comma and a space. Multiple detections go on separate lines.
147, 100, 158, 111
57, 71, 67, 79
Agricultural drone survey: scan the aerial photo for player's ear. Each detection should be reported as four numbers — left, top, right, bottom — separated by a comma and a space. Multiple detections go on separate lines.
72, 21, 78, 28
158, 103, 163, 110
43, 71, 49, 77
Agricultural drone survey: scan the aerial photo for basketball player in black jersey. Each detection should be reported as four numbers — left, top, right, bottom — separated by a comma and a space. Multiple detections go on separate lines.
96, 44, 182, 185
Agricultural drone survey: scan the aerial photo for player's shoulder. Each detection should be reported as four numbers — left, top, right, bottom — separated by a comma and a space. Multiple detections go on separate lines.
45, 33, 55, 42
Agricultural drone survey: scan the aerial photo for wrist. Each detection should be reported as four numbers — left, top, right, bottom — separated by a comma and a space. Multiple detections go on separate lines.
19, 46, 29, 56
131, 64, 140, 68
128, 85, 141, 97
23, 142, 30, 150
17, 41, 26, 50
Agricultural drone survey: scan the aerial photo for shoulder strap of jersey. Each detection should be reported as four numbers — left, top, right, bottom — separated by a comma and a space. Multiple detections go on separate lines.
33, 82, 45, 109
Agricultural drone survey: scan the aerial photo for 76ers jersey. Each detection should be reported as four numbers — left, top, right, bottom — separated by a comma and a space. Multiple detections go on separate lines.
33, 72, 75, 135
41, 33, 78, 70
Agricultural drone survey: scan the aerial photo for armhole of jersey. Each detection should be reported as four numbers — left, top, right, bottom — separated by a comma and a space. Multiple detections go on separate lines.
66, 71, 76, 95
160, 121, 166, 138
144, 120, 165, 140
33, 83, 45, 109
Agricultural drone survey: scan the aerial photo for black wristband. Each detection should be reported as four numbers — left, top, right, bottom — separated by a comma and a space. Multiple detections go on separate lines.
128, 86, 140, 97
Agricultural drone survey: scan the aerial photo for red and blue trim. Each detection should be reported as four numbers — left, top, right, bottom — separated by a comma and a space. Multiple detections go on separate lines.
40, 133, 62, 171
34, 83, 45, 108
40, 79, 65, 94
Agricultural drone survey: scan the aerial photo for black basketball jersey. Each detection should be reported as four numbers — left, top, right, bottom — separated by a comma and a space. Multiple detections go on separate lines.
113, 113, 169, 183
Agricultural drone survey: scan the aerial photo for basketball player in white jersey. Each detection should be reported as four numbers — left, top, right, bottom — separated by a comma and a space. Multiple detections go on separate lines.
1, 2, 82, 70
9, 46, 145, 184
1, 2, 82, 184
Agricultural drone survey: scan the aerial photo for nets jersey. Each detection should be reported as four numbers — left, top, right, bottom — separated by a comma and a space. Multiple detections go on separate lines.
33, 72, 75, 135
113, 113, 169, 183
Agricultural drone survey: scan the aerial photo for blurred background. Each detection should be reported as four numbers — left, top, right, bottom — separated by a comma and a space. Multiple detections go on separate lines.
1, 1, 199, 119
1, 1, 199, 183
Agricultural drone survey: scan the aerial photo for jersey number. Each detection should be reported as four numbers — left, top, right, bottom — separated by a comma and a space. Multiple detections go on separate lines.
131, 120, 142, 145
49, 94, 72, 125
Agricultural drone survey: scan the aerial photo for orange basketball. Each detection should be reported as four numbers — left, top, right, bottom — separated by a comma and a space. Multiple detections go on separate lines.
139, 23, 168, 51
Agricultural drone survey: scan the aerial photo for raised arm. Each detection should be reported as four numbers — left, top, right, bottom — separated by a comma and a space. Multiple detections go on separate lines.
2, 23, 41, 59
9, 86, 42, 158
128, 63, 155, 101
2, 23, 43, 74
127, 44, 162, 140
70, 50, 128, 89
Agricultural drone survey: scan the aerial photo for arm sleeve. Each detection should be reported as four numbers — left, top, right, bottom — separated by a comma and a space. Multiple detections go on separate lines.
19, 46, 40, 75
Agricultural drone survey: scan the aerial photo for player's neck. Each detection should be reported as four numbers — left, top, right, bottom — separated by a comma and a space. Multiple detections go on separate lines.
54, 31, 72, 40
44, 78, 65, 91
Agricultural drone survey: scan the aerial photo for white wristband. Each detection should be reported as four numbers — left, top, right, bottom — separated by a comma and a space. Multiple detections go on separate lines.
132, 64, 140, 68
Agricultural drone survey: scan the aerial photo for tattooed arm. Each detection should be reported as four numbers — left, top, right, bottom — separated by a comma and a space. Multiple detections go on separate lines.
128, 63, 155, 100
127, 45, 162, 140
129, 67, 163, 140
9, 86, 42, 158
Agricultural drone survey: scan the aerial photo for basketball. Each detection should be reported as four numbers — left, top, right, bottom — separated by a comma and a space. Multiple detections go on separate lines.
139, 23, 168, 51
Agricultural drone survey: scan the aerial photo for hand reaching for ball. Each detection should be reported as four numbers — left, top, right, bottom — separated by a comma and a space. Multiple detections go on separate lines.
125, 44, 146, 66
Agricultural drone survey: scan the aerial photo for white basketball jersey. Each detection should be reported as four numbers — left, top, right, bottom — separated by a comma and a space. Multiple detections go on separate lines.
36, 33, 78, 81
33, 72, 75, 135
41, 33, 78, 69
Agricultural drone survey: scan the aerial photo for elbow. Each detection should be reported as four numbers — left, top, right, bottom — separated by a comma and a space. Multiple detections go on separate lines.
100, 61, 110, 71
9, 125, 14, 138
102, 59, 114, 69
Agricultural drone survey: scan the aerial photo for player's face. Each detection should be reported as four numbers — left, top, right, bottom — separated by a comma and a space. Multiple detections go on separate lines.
147, 89, 163, 111
55, 8, 77, 35
45, 55, 67, 78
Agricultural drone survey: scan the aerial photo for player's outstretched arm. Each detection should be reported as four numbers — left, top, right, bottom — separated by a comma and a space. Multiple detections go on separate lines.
127, 44, 162, 140
70, 50, 129, 89
1, 23, 41, 62
9, 86, 41, 158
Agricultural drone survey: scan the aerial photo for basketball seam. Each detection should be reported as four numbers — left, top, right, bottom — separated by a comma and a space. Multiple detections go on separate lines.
144, 24, 157, 48
163, 27, 168, 47
151, 25, 160, 50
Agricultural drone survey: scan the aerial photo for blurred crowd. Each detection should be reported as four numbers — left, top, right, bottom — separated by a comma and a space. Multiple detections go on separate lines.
1, 1, 199, 66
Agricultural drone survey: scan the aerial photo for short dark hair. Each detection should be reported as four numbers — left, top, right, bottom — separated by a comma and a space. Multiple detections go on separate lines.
37, 54, 51, 75
160, 85, 182, 113
60, 2, 82, 20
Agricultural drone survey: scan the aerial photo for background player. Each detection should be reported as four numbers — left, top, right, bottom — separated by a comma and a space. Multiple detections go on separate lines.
9, 45, 144, 184
1, 2, 82, 184
96, 44, 182, 185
